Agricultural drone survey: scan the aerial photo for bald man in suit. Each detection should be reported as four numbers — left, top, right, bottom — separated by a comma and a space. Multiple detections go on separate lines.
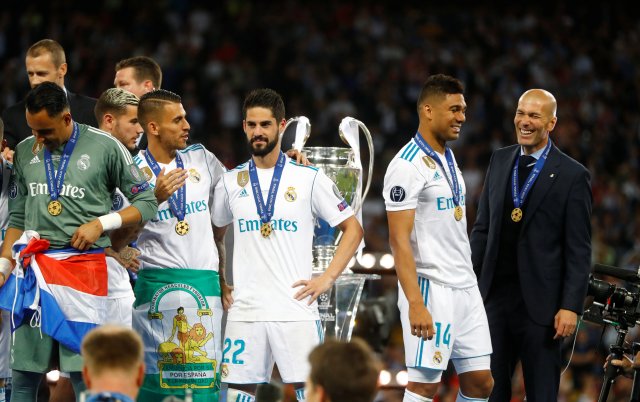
470, 89, 592, 402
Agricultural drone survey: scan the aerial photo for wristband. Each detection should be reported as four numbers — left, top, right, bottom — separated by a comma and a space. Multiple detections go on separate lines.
0, 257, 12, 281
98, 213, 123, 232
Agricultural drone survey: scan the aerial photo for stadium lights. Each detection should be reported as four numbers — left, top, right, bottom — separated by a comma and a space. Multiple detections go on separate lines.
358, 253, 376, 269
379, 369, 392, 386
396, 370, 409, 386
379, 253, 395, 269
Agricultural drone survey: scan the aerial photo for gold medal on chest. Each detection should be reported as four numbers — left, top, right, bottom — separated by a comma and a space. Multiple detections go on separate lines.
260, 222, 272, 238
511, 208, 523, 222
48, 200, 63, 216
454, 205, 463, 221
175, 220, 190, 235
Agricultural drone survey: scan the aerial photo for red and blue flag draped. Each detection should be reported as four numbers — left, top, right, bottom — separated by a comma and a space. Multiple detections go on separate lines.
0, 232, 108, 353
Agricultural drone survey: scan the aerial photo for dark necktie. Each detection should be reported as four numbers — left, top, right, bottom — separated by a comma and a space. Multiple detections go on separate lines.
518, 155, 536, 189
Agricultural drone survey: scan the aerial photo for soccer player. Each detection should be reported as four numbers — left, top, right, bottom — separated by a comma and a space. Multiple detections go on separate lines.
131, 89, 229, 402
383, 74, 494, 402
95, 87, 145, 326
212, 88, 363, 402
0, 82, 157, 401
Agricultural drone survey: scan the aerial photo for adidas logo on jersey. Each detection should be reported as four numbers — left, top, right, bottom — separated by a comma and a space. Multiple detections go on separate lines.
433, 171, 443, 181
30, 155, 41, 164
239, 188, 249, 198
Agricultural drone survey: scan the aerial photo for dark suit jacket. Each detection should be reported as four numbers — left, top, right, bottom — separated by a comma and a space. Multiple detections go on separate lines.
470, 143, 592, 326
2, 91, 98, 148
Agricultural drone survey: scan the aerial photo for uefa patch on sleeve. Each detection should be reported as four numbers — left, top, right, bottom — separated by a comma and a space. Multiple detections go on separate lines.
337, 199, 348, 211
389, 186, 406, 202
131, 181, 150, 194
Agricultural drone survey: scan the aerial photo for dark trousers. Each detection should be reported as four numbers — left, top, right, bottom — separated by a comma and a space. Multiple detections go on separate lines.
485, 281, 562, 402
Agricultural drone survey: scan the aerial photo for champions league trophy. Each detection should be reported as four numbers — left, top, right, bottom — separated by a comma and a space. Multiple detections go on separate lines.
283, 116, 378, 340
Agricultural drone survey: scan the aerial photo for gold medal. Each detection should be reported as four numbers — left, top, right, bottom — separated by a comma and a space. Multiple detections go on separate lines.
260, 222, 272, 238
48, 200, 62, 216
175, 220, 190, 235
511, 208, 523, 222
454, 205, 463, 221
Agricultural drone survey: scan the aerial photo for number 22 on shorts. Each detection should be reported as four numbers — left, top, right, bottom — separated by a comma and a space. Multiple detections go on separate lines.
223, 338, 246, 364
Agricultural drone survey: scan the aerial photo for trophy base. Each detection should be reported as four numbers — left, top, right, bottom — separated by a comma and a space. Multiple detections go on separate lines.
313, 272, 380, 341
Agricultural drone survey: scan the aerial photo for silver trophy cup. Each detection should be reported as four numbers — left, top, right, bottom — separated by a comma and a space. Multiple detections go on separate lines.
290, 117, 377, 340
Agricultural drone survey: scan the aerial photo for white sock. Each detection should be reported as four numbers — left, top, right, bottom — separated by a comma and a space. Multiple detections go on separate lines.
226, 388, 255, 402
456, 390, 489, 402
403, 389, 433, 402
295, 387, 306, 401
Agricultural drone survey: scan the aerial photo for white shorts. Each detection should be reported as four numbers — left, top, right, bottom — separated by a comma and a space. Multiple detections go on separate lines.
0, 310, 10, 378
221, 320, 323, 384
398, 278, 492, 373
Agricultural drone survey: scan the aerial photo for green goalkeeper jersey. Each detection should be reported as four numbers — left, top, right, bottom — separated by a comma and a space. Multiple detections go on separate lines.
8, 123, 158, 249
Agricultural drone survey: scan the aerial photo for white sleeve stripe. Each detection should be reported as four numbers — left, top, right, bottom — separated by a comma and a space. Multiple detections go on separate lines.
86, 127, 134, 165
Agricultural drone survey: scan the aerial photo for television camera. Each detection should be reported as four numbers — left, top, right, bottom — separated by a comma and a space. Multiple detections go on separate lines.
584, 264, 640, 402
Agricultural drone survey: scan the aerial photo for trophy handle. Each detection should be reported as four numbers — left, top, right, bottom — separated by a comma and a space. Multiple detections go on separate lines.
282, 116, 311, 150
339, 119, 374, 208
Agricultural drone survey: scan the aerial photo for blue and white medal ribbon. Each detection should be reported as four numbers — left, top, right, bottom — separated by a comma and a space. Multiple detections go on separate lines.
43, 122, 79, 216
248, 152, 286, 238
413, 132, 464, 221
510, 140, 552, 222
144, 150, 189, 235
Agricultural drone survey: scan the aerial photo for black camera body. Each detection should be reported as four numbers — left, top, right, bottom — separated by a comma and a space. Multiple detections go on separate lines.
584, 265, 640, 329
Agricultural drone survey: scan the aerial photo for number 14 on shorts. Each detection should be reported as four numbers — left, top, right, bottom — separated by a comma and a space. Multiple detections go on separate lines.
434, 321, 451, 348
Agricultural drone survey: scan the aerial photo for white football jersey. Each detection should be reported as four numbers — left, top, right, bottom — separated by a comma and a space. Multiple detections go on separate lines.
134, 144, 226, 271
213, 156, 354, 321
383, 140, 476, 288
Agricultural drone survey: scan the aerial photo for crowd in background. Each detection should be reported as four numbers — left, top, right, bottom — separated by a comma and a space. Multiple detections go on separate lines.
2, 1, 640, 401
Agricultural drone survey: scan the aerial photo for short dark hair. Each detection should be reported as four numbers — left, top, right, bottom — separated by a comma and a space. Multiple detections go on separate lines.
308, 338, 381, 402
242, 88, 285, 123
26, 39, 66, 68
138, 89, 181, 127
416, 74, 464, 111
25, 82, 70, 117
116, 56, 162, 89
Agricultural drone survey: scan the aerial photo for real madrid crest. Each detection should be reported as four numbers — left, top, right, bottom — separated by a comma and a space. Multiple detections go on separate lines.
77, 154, 91, 171
188, 168, 201, 183
237, 171, 249, 187
32, 142, 43, 155
433, 351, 443, 365
141, 166, 154, 181
284, 186, 297, 202
221, 364, 229, 378
422, 156, 436, 170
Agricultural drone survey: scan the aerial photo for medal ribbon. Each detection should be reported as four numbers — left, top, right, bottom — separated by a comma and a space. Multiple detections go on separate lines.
144, 150, 186, 222
248, 152, 286, 224
511, 140, 552, 209
44, 122, 79, 203
413, 133, 461, 207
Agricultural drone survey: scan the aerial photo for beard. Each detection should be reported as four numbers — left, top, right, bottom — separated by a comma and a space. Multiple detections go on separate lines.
249, 135, 278, 156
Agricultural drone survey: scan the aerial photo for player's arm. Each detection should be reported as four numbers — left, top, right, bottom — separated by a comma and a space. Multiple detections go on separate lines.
71, 205, 149, 251
0, 227, 23, 287
1, 148, 27, 286
293, 215, 363, 304
388, 209, 433, 340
